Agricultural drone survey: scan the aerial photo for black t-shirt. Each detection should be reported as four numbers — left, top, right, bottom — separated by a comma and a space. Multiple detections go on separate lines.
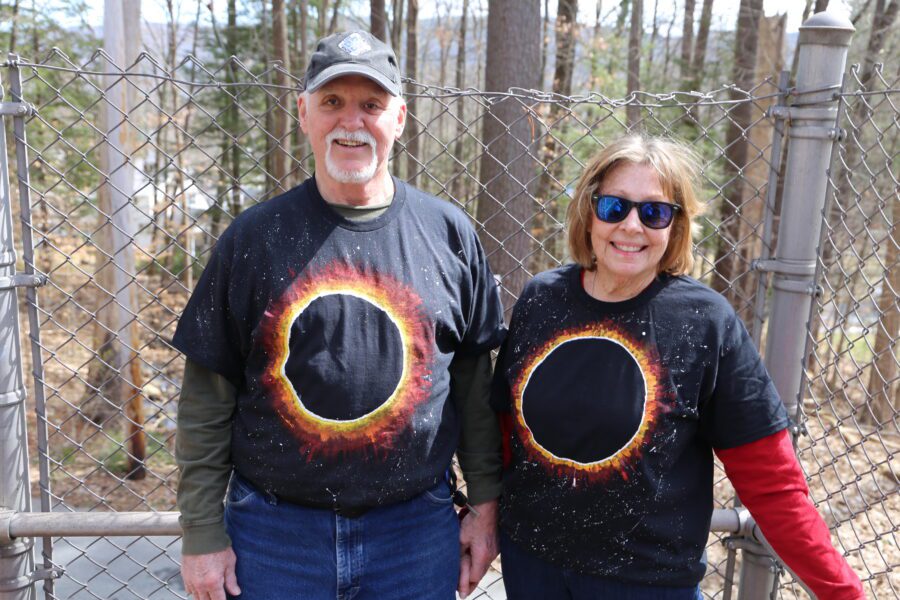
491, 264, 788, 587
172, 176, 505, 508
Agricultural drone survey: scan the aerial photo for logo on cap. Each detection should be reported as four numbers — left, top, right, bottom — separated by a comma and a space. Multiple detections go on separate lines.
338, 33, 372, 56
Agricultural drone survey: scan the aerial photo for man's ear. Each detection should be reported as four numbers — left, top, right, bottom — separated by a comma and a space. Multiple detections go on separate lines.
297, 93, 309, 134
394, 98, 407, 139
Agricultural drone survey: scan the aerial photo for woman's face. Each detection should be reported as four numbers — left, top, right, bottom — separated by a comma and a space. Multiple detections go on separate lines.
589, 162, 673, 288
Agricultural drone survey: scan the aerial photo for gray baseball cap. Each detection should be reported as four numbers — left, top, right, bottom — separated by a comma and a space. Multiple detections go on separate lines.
302, 31, 402, 96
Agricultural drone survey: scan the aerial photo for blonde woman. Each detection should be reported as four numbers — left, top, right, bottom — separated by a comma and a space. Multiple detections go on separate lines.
490, 135, 864, 599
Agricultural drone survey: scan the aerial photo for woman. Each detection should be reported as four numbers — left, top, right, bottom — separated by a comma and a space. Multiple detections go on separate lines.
490, 135, 864, 599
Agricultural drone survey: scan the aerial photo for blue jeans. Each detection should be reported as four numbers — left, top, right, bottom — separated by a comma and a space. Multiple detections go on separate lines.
224, 473, 460, 600
500, 531, 702, 600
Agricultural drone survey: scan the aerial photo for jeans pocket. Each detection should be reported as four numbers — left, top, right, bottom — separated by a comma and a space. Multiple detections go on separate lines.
421, 481, 454, 506
227, 473, 260, 509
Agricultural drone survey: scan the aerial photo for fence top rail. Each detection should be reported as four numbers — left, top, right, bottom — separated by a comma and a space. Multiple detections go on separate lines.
3, 47, 796, 109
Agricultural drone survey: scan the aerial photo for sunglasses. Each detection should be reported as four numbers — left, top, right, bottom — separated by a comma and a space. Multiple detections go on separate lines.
591, 194, 681, 229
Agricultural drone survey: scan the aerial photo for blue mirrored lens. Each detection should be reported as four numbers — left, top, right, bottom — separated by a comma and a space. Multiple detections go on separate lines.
596, 196, 629, 222
639, 202, 674, 228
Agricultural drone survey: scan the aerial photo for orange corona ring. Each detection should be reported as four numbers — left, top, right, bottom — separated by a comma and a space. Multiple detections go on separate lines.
258, 262, 434, 457
512, 322, 668, 482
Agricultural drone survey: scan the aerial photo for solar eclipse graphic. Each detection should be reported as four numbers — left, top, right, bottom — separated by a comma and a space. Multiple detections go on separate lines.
257, 261, 435, 458
510, 321, 670, 483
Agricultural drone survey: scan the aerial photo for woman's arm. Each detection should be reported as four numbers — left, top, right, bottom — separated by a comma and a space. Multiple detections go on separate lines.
715, 429, 864, 600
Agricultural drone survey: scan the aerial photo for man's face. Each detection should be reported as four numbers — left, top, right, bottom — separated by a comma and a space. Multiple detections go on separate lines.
298, 75, 406, 189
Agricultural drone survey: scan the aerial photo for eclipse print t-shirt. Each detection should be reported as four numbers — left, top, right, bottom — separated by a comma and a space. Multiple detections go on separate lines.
172, 176, 505, 508
491, 264, 788, 587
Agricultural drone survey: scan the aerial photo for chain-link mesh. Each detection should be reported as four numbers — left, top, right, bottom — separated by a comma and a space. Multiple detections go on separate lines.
796, 63, 900, 600
1, 48, 890, 599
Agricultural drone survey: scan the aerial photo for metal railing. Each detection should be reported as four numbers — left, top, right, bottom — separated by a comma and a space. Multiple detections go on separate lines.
0, 11, 896, 600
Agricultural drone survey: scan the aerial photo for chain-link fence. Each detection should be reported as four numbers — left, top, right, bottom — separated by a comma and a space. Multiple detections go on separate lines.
796, 62, 900, 600
0, 28, 895, 600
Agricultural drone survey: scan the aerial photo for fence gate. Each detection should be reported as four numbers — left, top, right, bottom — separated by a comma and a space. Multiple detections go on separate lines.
0, 11, 896, 600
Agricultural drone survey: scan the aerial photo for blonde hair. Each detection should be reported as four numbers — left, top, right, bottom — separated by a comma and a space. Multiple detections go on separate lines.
566, 134, 704, 276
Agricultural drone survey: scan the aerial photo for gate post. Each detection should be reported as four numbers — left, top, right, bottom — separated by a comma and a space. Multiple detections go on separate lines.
0, 75, 35, 599
762, 11, 854, 422
737, 12, 854, 600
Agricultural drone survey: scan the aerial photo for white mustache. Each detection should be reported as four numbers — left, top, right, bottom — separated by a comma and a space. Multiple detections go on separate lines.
326, 128, 377, 148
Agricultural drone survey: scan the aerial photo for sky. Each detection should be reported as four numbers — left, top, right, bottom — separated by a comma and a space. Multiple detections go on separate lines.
87, 0, 854, 34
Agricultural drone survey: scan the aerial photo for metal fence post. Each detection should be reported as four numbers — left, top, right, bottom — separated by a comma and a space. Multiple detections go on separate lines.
762, 11, 854, 421
737, 11, 855, 600
0, 73, 35, 600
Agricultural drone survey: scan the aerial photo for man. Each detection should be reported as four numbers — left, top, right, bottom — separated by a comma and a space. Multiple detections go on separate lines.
173, 30, 505, 600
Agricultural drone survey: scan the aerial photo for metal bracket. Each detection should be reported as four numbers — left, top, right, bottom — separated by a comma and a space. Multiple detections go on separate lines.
0, 508, 13, 545
0, 101, 32, 117
31, 567, 65, 582
0, 273, 47, 291
767, 106, 844, 140
768, 105, 837, 121
790, 422, 809, 438
772, 277, 823, 298
790, 125, 845, 141
752, 258, 816, 277
0, 567, 65, 593
0, 387, 26, 408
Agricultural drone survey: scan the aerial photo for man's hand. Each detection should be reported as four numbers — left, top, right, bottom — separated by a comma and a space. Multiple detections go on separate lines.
182, 547, 240, 600
458, 499, 499, 599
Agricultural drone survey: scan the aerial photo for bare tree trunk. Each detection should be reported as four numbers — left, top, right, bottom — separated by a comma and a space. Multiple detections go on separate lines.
730, 14, 785, 319
866, 219, 899, 425
300, 0, 309, 66
626, 0, 643, 127
371, 0, 388, 41
680, 0, 696, 86
608, 0, 631, 74
533, 0, 578, 270
540, 0, 550, 91
8, 0, 19, 53
814, 0, 829, 11
405, 0, 419, 184
391, 0, 404, 60
710, 0, 763, 301
228, 0, 242, 215
691, 0, 714, 86
272, 0, 291, 189
86, 0, 146, 479
450, 0, 469, 203
590, 1, 603, 88
856, 0, 899, 425
328, 0, 342, 34
476, 0, 541, 312
646, 0, 659, 80
319, 0, 330, 37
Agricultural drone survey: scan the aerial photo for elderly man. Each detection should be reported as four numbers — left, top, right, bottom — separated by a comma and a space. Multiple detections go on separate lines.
173, 30, 505, 600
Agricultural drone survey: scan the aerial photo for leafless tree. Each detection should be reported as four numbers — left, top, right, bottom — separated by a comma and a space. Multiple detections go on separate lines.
272, 0, 292, 189
405, 0, 420, 184
8, 0, 19, 53
680, 0, 696, 86
476, 0, 541, 312
711, 0, 764, 300
626, 0, 643, 126
690, 0, 714, 88
533, 0, 578, 268
371, 0, 388, 41
391, 0, 404, 62
450, 0, 470, 202
87, 0, 146, 479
